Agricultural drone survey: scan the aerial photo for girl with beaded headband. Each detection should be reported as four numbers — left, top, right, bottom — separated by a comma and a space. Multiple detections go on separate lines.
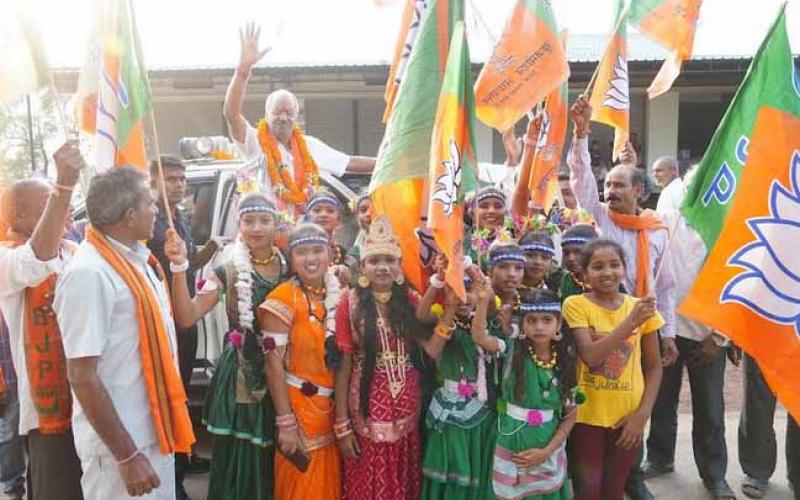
333, 216, 447, 499
486, 241, 526, 340
471, 282, 579, 500
518, 230, 565, 296
416, 258, 498, 499
306, 189, 357, 289
558, 224, 599, 300
259, 223, 345, 500
465, 186, 510, 270
165, 192, 288, 499
561, 239, 664, 499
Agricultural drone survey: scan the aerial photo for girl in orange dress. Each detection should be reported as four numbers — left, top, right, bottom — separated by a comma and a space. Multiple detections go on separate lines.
260, 222, 345, 499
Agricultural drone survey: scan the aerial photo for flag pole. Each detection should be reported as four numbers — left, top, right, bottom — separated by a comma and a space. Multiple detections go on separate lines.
148, 110, 175, 230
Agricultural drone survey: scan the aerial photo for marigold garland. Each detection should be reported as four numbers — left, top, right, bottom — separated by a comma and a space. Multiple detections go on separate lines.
257, 119, 320, 205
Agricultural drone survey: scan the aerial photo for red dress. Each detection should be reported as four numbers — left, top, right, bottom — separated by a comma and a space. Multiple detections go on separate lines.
335, 290, 422, 500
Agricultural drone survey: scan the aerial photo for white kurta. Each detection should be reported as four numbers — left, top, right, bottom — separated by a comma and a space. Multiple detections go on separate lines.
55, 236, 179, 499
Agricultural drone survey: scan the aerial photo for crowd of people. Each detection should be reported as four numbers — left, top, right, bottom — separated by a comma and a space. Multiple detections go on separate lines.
0, 24, 798, 500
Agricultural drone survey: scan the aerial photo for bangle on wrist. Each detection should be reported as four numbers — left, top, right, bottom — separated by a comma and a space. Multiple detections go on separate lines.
116, 449, 141, 466
429, 274, 445, 289
434, 323, 454, 340
170, 260, 189, 274
51, 182, 75, 198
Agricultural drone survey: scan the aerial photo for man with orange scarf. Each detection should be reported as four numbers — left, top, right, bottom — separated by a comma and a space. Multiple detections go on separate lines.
568, 95, 678, 500
55, 167, 195, 499
0, 140, 85, 500
223, 23, 376, 214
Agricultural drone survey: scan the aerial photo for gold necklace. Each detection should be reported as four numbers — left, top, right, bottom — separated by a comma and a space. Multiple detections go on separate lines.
372, 290, 392, 304
304, 283, 326, 296
570, 272, 589, 290
527, 345, 557, 370
251, 248, 277, 266
376, 310, 407, 399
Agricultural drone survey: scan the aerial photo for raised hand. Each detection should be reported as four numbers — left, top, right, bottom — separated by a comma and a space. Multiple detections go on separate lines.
502, 128, 522, 166
52, 140, 84, 189
238, 22, 271, 71
619, 141, 638, 167
570, 94, 592, 138
628, 295, 656, 330
164, 228, 187, 265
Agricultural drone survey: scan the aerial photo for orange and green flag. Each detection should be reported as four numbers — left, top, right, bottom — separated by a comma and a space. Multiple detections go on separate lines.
383, 0, 429, 123
589, 0, 629, 161
474, 0, 569, 132
76, 0, 152, 172
528, 32, 569, 211
428, 21, 478, 301
369, 0, 465, 291
628, 0, 703, 98
679, 106, 800, 421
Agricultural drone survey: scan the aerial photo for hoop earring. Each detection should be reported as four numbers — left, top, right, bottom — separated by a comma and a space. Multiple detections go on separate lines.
552, 330, 563, 342
358, 275, 370, 288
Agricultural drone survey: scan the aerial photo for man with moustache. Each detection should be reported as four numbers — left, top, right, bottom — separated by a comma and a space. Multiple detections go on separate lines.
56, 167, 194, 499
568, 95, 679, 500
0, 141, 85, 500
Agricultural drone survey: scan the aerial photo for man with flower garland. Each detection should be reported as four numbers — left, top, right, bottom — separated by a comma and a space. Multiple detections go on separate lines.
223, 23, 376, 214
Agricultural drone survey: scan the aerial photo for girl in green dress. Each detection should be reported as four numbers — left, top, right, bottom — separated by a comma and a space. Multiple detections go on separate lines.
418, 268, 496, 500
558, 225, 598, 301
471, 283, 579, 500
170, 192, 288, 499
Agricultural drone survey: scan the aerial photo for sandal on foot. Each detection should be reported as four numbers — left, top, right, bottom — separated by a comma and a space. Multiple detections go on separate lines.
740, 476, 767, 499
704, 479, 737, 500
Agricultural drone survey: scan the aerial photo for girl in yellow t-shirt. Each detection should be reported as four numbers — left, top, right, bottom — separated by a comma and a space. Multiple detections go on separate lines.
561, 239, 664, 500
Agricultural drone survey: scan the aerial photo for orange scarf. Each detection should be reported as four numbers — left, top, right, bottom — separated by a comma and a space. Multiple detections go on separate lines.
1, 239, 72, 433
85, 227, 195, 454
257, 119, 320, 205
607, 209, 666, 297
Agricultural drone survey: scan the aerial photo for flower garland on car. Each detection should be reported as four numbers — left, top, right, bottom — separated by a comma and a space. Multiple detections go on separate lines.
257, 119, 320, 205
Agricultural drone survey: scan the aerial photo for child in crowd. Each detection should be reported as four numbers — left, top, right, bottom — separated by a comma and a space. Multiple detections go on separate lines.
562, 239, 664, 500
518, 230, 564, 295
558, 225, 599, 300
471, 282, 578, 500
418, 263, 496, 499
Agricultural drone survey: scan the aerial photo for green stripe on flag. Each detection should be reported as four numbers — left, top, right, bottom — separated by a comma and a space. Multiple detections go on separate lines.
369, 0, 465, 192
627, 0, 666, 24
681, 4, 800, 249
115, 0, 152, 145
521, 0, 559, 32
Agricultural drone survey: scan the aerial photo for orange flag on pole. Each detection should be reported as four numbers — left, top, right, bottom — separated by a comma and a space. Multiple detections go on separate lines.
679, 106, 800, 421
474, 0, 569, 132
428, 21, 478, 301
383, 0, 430, 123
629, 0, 702, 99
589, 0, 629, 161
528, 33, 569, 211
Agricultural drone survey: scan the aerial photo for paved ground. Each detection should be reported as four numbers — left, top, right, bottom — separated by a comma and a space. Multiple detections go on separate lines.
185, 364, 797, 499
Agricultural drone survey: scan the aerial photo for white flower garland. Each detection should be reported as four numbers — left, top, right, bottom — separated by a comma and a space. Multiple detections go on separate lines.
232, 236, 255, 332
323, 269, 342, 339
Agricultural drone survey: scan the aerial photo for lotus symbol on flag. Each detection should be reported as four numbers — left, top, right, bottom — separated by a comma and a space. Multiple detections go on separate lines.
602, 55, 629, 111
432, 139, 462, 217
722, 150, 800, 336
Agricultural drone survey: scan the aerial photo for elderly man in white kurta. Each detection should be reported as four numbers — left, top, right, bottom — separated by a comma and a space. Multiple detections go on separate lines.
223, 23, 375, 214
56, 167, 194, 499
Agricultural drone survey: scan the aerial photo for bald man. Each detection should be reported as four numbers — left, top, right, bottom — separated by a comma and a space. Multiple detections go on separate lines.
0, 141, 85, 500
223, 23, 375, 212
568, 96, 678, 500
652, 157, 683, 214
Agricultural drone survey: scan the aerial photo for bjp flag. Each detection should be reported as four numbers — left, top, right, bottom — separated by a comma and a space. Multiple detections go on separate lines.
679, 106, 800, 421
383, 0, 429, 122
628, 0, 702, 99
76, 0, 152, 172
528, 32, 569, 211
427, 21, 478, 301
474, 0, 569, 132
589, 0, 629, 161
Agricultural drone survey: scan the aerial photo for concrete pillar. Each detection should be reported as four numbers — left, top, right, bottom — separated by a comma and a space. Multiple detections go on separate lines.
475, 122, 494, 163
645, 91, 679, 170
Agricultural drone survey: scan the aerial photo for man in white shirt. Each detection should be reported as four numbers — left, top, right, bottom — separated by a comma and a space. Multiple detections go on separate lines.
56, 167, 194, 499
223, 23, 375, 212
0, 141, 85, 500
653, 157, 684, 213
645, 165, 737, 499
